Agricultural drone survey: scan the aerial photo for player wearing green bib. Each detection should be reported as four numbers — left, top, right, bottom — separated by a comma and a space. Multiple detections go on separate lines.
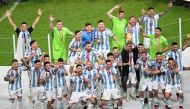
49, 15, 74, 63
142, 27, 169, 60
107, 5, 127, 51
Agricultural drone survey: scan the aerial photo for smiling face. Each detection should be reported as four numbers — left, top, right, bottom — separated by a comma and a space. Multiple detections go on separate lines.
168, 59, 175, 69
56, 21, 63, 30
129, 16, 136, 26
118, 12, 124, 19
98, 22, 105, 31
148, 9, 155, 17
21, 23, 27, 32
156, 54, 162, 63
12, 61, 18, 70
35, 62, 41, 70
155, 29, 161, 37
85, 25, 92, 32
106, 61, 112, 69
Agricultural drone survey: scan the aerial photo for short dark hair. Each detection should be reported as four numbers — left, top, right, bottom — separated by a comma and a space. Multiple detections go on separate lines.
148, 7, 154, 11
129, 16, 135, 20
138, 43, 144, 46
107, 52, 113, 57
44, 61, 50, 66
30, 40, 36, 46
34, 59, 41, 64
86, 42, 91, 45
98, 20, 104, 24
105, 59, 112, 63
156, 52, 162, 56
85, 23, 92, 27
11, 59, 18, 63
118, 10, 124, 14
155, 27, 162, 32
126, 41, 133, 45
76, 64, 82, 68
168, 57, 174, 61
172, 42, 178, 46
75, 30, 80, 35
44, 54, 50, 58
113, 47, 118, 50
142, 51, 147, 55
58, 58, 64, 62
56, 20, 62, 23
21, 22, 27, 25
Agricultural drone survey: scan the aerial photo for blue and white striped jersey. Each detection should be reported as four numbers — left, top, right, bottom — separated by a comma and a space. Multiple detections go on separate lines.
83, 68, 97, 90
6, 68, 23, 91
99, 67, 118, 90
151, 61, 167, 82
70, 75, 85, 92
165, 68, 181, 86
143, 14, 160, 35
78, 49, 100, 68
136, 59, 152, 79
125, 23, 140, 46
68, 38, 81, 58
30, 67, 46, 88
55, 67, 66, 88
166, 49, 183, 71
94, 28, 114, 52
25, 48, 42, 67
44, 68, 55, 91
113, 54, 122, 68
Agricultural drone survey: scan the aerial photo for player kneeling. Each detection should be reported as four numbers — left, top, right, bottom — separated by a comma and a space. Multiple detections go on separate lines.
164, 58, 184, 109
98, 60, 122, 109
68, 64, 96, 109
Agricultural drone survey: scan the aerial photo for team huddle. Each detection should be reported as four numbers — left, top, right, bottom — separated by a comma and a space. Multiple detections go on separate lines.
3, 1, 190, 109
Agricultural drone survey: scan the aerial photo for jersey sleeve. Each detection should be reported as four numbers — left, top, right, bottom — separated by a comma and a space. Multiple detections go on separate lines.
65, 27, 73, 36
69, 38, 75, 49
27, 26, 34, 33
15, 27, 21, 36
163, 37, 169, 46
155, 14, 160, 19
107, 29, 115, 37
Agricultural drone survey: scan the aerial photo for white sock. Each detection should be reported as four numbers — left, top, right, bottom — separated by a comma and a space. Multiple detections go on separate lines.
131, 86, 136, 98
87, 102, 93, 109
57, 99, 62, 109
118, 106, 122, 109
113, 100, 117, 108
9, 99, 15, 109
16, 99, 22, 109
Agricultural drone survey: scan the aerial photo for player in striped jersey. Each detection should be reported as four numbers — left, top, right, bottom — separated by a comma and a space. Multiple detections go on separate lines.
98, 60, 122, 109
139, 2, 173, 50
68, 64, 96, 109
150, 52, 167, 109
94, 20, 119, 59
43, 62, 56, 108
164, 58, 184, 109
125, 16, 142, 47
22, 40, 43, 67
83, 61, 99, 108
135, 52, 153, 109
4, 59, 24, 109
68, 30, 82, 65
25, 59, 46, 108
54, 58, 68, 109
76, 42, 102, 68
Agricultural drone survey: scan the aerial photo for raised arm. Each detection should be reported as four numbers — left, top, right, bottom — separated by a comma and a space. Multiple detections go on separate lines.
32, 9, 42, 29
183, 34, 190, 50
159, 2, 173, 17
49, 15, 55, 32
5, 10, 17, 31
107, 5, 120, 19
138, 9, 146, 25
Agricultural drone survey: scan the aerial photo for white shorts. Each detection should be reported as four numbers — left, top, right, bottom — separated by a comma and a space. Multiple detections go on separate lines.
86, 89, 97, 97
165, 84, 183, 94
127, 72, 137, 85
57, 86, 68, 98
69, 92, 90, 103
32, 86, 45, 101
139, 78, 152, 92
101, 88, 121, 100
143, 38, 150, 49
97, 49, 110, 60
152, 81, 166, 90
9, 89, 22, 99
46, 90, 56, 101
